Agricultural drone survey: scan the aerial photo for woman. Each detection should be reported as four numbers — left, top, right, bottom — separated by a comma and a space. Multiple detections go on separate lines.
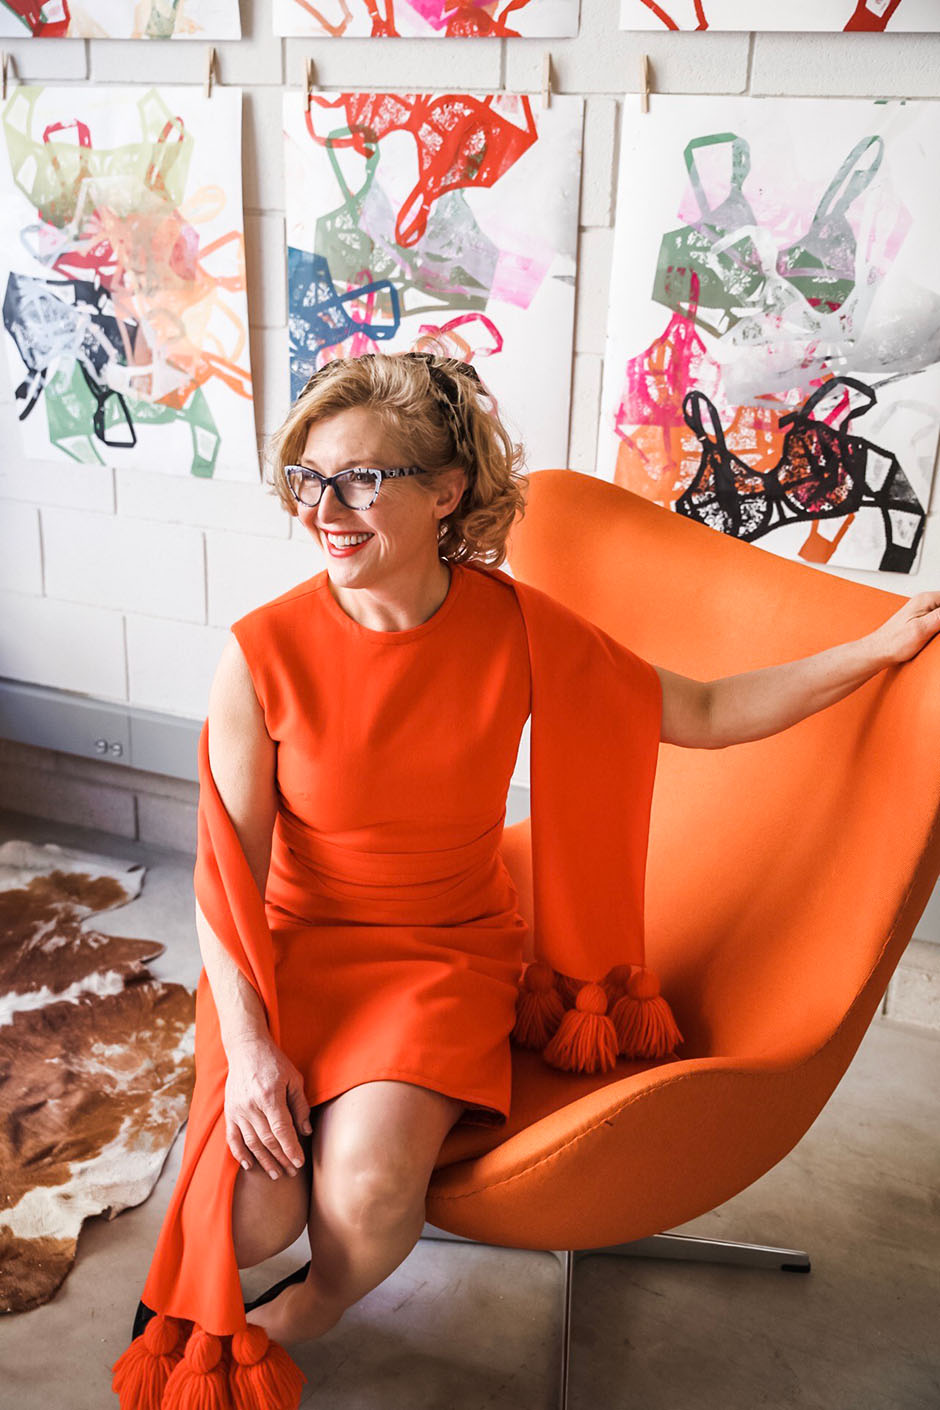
115, 350, 940, 1408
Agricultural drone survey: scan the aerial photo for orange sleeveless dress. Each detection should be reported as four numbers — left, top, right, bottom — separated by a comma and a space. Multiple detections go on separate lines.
228, 557, 532, 1129
116, 555, 676, 1407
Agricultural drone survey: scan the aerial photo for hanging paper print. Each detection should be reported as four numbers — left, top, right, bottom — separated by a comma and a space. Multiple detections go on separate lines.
285, 88, 582, 471
274, 0, 579, 37
0, 1, 242, 38
0, 84, 257, 478
598, 95, 940, 575
619, 0, 940, 29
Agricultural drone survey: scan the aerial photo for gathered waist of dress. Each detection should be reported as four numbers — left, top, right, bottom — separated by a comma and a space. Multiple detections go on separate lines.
274, 807, 508, 887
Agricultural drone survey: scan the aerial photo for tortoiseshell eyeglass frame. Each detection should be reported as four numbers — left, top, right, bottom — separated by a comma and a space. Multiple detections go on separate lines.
284, 464, 426, 510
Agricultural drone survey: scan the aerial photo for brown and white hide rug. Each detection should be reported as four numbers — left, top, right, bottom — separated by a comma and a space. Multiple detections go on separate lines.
0, 839, 196, 1314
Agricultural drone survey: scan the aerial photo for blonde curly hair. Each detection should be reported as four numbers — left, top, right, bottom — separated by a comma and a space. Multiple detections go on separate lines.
264, 351, 529, 566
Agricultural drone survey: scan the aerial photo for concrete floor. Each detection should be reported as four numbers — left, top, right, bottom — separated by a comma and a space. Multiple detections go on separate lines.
1, 808, 938, 1410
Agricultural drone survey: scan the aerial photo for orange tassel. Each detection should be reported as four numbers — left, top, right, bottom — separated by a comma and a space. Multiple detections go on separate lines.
162, 1325, 233, 1409
229, 1324, 307, 1410
542, 981, 619, 1074
611, 967, 683, 1059
511, 961, 565, 1049
112, 1313, 187, 1410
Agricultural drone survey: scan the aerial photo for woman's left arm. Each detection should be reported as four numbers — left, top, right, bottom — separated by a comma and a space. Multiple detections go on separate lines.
657, 591, 940, 751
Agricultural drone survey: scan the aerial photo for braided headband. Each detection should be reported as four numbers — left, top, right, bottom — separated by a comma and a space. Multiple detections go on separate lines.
298, 351, 484, 463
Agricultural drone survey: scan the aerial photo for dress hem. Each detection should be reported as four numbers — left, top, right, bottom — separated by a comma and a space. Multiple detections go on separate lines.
304, 1066, 509, 1128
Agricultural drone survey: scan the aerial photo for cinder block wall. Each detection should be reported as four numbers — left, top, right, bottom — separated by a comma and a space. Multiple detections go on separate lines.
1, 0, 938, 992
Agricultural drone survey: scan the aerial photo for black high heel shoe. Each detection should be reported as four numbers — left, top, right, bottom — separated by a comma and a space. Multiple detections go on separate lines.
243, 1260, 312, 1313
131, 1261, 313, 1343
131, 1298, 156, 1342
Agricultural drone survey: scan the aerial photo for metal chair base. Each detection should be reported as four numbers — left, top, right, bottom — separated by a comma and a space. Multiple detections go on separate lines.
419, 1224, 811, 1410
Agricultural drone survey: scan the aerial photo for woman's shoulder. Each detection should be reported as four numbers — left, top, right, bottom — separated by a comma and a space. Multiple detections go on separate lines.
231, 570, 329, 638
459, 559, 523, 608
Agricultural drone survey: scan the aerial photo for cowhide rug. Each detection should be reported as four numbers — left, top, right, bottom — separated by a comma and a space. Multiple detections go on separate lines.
0, 839, 195, 1314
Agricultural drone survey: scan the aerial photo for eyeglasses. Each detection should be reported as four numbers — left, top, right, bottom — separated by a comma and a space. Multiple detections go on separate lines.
284, 464, 426, 510
289, 354, 483, 509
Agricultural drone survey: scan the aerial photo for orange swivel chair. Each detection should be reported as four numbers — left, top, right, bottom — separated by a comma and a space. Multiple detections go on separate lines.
419, 469, 940, 1409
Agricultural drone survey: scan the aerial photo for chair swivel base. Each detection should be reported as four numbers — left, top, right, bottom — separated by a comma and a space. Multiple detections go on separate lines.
130, 1229, 809, 1409
419, 1224, 811, 1410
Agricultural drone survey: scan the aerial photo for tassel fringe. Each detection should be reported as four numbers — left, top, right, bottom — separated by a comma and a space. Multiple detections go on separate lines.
112, 1315, 188, 1410
511, 960, 682, 1073
162, 1329, 230, 1410
510, 961, 565, 1048
230, 1325, 307, 1410
611, 966, 684, 1059
112, 1318, 307, 1410
543, 981, 619, 1074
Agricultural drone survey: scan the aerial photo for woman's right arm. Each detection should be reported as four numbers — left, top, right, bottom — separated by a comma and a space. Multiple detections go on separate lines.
197, 634, 310, 1178
199, 633, 278, 1048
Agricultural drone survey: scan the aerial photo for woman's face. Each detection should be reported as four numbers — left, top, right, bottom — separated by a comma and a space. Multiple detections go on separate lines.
293, 406, 465, 585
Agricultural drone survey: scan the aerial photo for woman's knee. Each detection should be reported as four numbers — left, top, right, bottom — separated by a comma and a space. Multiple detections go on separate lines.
310, 1083, 465, 1236
325, 1160, 428, 1236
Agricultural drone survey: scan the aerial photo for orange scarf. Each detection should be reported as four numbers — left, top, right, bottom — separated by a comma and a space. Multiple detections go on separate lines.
111, 563, 681, 1410
485, 566, 681, 1071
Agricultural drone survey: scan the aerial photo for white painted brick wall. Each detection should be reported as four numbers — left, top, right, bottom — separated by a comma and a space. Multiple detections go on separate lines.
205, 524, 324, 624
580, 97, 618, 227
115, 466, 289, 538
0, 502, 42, 595
42, 506, 206, 621
0, 450, 115, 514
573, 227, 614, 357
567, 353, 603, 472
249, 324, 292, 438
243, 87, 288, 212
1, 39, 87, 80
126, 616, 230, 715
1, 0, 938, 952
505, 24, 750, 95
750, 32, 940, 96
282, 35, 502, 89
245, 212, 288, 327
84, 38, 205, 84
0, 590, 127, 697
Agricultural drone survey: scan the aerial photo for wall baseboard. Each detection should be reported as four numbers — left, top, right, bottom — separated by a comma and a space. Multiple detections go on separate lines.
0, 676, 201, 782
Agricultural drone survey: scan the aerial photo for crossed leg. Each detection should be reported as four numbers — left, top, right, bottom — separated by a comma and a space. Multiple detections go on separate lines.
233, 1080, 467, 1347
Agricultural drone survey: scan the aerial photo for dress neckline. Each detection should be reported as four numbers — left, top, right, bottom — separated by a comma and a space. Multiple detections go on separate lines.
319, 561, 464, 643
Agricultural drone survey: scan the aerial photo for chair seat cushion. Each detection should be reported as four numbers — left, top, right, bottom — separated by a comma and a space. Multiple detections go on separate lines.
436, 1045, 681, 1168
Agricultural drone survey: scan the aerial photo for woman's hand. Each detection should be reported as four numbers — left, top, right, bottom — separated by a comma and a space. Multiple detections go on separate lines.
869, 591, 940, 667
224, 1032, 312, 1179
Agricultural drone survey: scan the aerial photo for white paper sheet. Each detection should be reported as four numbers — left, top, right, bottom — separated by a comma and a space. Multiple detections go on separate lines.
598, 95, 940, 575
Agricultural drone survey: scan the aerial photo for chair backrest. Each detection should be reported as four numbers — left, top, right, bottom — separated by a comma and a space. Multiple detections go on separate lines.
505, 469, 940, 1062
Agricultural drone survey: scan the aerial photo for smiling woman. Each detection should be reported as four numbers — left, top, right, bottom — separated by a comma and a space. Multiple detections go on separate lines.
117, 349, 686, 1410
113, 353, 551, 1391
